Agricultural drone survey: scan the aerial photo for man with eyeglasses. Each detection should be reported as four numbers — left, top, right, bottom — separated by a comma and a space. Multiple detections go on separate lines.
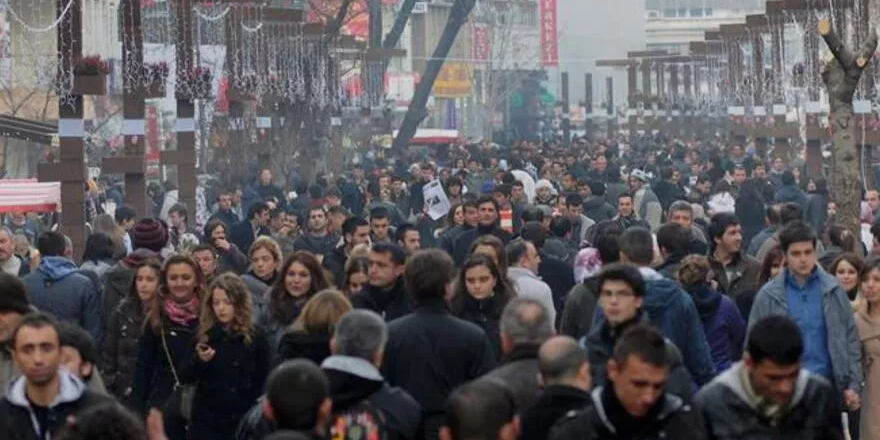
584, 263, 694, 399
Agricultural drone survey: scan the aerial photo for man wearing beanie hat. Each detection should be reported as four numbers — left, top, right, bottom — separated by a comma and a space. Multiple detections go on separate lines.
100, 218, 166, 328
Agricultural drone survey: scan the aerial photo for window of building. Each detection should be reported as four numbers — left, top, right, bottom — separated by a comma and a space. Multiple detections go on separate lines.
663, 8, 676, 17
690, 8, 703, 16
704, 8, 713, 16
677, 8, 687, 16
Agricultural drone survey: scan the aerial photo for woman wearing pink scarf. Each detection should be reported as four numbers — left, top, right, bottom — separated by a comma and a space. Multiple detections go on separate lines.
131, 255, 205, 440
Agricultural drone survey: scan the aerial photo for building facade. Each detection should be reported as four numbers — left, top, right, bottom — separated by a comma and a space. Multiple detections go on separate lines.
645, 0, 765, 53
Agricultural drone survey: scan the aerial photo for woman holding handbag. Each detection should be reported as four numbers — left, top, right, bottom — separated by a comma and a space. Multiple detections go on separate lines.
131, 255, 205, 440
184, 273, 270, 440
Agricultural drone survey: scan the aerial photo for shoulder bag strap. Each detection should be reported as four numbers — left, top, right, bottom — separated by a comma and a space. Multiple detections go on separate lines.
160, 326, 181, 388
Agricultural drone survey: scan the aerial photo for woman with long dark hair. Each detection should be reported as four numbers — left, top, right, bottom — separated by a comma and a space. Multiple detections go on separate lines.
185, 273, 270, 440
80, 232, 119, 278
451, 254, 517, 359
102, 259, 162, 404
131, 255, 205, 440
256, 251, 330, 362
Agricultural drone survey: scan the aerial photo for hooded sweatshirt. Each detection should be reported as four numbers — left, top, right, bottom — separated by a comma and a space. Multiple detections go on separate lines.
0, 370, 111, 440
685, 284, 746, 373
593, 267, 716, 386
23, 257, 102, 344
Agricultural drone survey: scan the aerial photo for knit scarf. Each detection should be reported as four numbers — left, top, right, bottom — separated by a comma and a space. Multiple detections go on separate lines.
163, 296, 200, 326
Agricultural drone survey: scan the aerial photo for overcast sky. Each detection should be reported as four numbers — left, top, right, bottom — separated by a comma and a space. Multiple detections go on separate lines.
550, 0, 646, 110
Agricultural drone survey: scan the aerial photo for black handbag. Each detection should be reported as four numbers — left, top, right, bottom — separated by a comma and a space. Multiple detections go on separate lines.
161, 326, 195, 421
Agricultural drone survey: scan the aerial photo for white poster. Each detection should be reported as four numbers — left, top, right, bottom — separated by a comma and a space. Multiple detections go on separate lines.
423, 179, 450, 221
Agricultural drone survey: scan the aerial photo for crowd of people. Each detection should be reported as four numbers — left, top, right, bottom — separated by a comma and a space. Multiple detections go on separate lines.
1, 135, 879, 440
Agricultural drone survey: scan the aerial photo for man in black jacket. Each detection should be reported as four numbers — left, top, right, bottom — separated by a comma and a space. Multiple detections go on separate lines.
351, 243, 409, 321
695, 316, 843, 440
0, 313, 111, 440
519, 336, 591, 440
323, 310, 421, 440
229, 201, 271, 254
382, 249, 497, 440
452, 196, 514, 265
481, 298, 555, 410
549, 325, 708, 440
323, 217, 371, 286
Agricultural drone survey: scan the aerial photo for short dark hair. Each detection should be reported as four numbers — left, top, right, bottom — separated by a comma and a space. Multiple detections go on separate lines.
37, 231, 67, 257
611, 324, 669, 368
549, 216, 573, 238
476, 195, 499, 212
747, 316, 804, 365
405, 249, 456, 301
394, 223, 419, 243
114, 205, 136, 224
12, 312, 60, 349
778, 220, 817, 253
270, 207, 287, 220
444, 380, 518, 440
58, 322, 98, 378
598, 263, 646, 298
781, 170, 795, 185
369, 206, 389, 220
708, 212, 740, 244
505, 239, 530, 265
493, 184, 511, 198
248, 201, 270, 220
519, 222, 546, 249
191, 243, 216, 256
54, 403, 146, 440
168, 203, 188, 221
779, 202, 804, 224
342, 217, 369, 236
565, 193, 583, 207
520, 206, 545, 223
266, 360, 329, 431
371, 242, 406, 265
656, 223, 689, 256
617, 227, 654, 265
593, 220, 623, 263
667, 201, 693, 218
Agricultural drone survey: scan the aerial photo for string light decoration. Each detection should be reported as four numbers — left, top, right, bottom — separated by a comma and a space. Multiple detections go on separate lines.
6, 0, 72, 97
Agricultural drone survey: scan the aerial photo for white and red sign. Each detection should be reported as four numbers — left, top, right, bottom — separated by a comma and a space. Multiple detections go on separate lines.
473, 23, 490, 63
540, 0, 558, 67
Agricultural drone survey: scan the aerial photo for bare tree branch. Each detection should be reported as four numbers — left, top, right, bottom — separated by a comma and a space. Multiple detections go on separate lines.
326, 0, 358, 39
819, 18, 854, 67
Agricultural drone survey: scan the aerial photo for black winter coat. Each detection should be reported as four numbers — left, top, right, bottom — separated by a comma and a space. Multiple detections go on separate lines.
452, 293, 505, 360
452, 225, 514, 265
276, 331, 332, 366
549, 388, 707, 440
351, 278, 412, 322
101, 297, 147, 403
322, 246, 348, 287
185, 325, 271, 440
381, 299, 497, 440
131, 317, 198, 440
519, 385, 590, 440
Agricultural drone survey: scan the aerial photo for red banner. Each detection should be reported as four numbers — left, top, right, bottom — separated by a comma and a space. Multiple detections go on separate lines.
472, 24, 490, 63
540, 0, 558, 66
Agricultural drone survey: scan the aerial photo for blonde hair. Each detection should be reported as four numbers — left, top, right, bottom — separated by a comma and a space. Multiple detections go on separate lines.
350, 243, 371, 260
291, 289, 352, 334
249, 236, 283, 264
199, 273, 256, 345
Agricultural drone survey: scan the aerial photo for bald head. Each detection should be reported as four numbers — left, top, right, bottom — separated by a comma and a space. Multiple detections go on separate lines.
538, 336, 589, 389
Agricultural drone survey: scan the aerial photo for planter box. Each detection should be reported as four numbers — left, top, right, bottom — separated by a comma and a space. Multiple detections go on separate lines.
72, 74, 107, 95
227, 88, 257, 102
137, 79, 166, 98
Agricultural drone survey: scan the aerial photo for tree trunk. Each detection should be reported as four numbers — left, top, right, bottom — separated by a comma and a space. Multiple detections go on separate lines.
392, 0, 476, 151
819, 19, 877, 238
